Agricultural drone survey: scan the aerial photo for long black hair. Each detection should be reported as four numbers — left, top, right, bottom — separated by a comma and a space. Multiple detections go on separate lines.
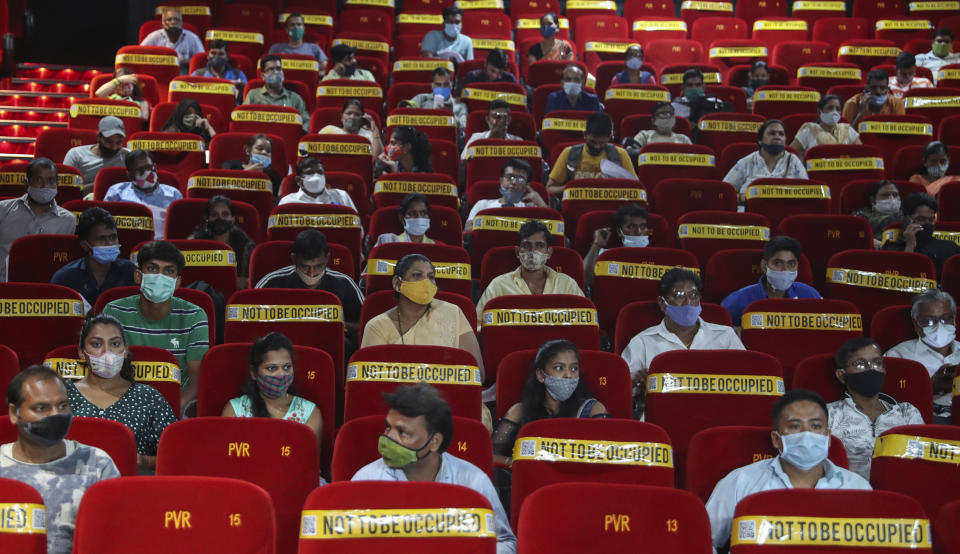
520, 339, 592, 426
391, 126, 433, 172
239, 332, 296, 418
79, 314, 135, 382
162, 97, 211, 142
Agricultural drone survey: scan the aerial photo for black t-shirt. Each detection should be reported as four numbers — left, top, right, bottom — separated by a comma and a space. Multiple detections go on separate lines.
883, 234, 960, 280
254, 265, 364, 324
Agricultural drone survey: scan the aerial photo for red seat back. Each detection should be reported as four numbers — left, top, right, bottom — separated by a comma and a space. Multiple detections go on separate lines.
464, 139, 543, 186
132, 238, 237, 299
34, 128, 98, 162
385, 107, 458, 145
0, 283, 85, 367
0, 477, 46, 553
795, 61, 863, 94
702, 249, 813, 304
637, 143, 717, 190
266, 204, 362, 266
614, 300, 733, 355
657, 63, 723, 97
468, 206, 565, 269
677, 210, 771, 268
297, 133, 374, 191
811, 17, 871, 54
164, 197, 263, 243
777, 214, 877, 290
858, 114, 936, 172
744, 177, 832, 230
837, 39, 900, 73
559, 178, 648, 238
461, 81, 530, 114
167, 76, 239, 124
204, 26, 267, 63
804, 143, 886, 198
67, 98, 145, 137
649, 178, 738, 230
371, 172, 458, 211
230, 104, 304, 167
870, 304, 915, 352
751, 84, 820, 119
114, 45, 181, 91
390, 58, 453, 84
8, 234, 84, 284
696, 112, 765, 156
126, 131, 206, 187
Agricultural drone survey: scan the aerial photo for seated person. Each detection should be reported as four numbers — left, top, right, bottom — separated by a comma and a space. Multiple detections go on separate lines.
671, 68, 729, 124
916, 28, 960, 84
827, 337, 923, 480
0, 366, 120, 554
706, 390, 871, 552
741, 61, 769, 111
318, 99, 384, 158
279, 157, 357, 210
421, 6, 474, 62
222, 332, 322, 441
721, 236, 822, 329
191, 38, 247, 96
476, 220, 585, 325
465, 158, 546, 231
140, 7, 204, 75
94, 68, 150, 119
841, 69, 906, 128
610, 45, 655, 86
462, 99, 523, 157
374, 126, 434, 179
528, 12, 575, 63
188, 195, 255, 289
322, 43, 376, 82
886, 289, 959, 423
243, 55, 311, 132
360, 254, 484, 378
626, 101, 691, 153
456, 48, 518, 96
723, 119, 808, 201
545, 112, 636, 195
51, 207, 137, 313
161, 97, 216, 145
881, 192, 960, 279
851, 180, 903, 245
492, 340, 609, 467
63, 115, 129, 193
269, 13, 328, 68
373, 193, 440, 247
909, 140, 956, 196
101, 240, 209, 413
400, 67, 467, 129
584, 204, 649, 287
104, 150, 182, 239
352, 383, 515, 552
545, 64, 601, 115
889, 51, 933, 97
220, 133, 283, 196
790, 94, 861, 160
68, 314, 177, 470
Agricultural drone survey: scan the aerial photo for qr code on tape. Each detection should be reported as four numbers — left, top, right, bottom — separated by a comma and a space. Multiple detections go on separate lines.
906, 439, 926, 458
738, 519, 757, 541
519, 440, 536, 457
750, 314, 763, 328
376, 260, 390, 274
831, 270, 844, 283
346, 365, 358, 380
227, 306, 239, 320
301, 515, 318, 537
32, 508, 45, 531
606, 263, 620, 275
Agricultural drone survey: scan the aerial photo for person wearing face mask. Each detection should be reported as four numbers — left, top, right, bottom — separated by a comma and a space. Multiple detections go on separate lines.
528, 12, 574, 63
223, 332, 322, 441
476, 220, 585, 326
421, 6, 474, 62
842, 69, 905, 128
104, 151, 182, 239
189, 196, 254, 289
464, 159, 546, 231
140, 8, 205, 75
244, 55, 311, 132
352, 383, 515, 553
268, 13, 329, 68
827, 337, 923, 480
374, 126, 435, 179
161, 97, 216, 145
724, 119, 808, 201
63, 116, 130, 192
51, 208, 137, 313
462, 100, 523, 158
889, 52, 934, 98
628, 102, 692, 150
671, 68, 730, 124
0, 366, 121, 554
102, 241, 209, 415
374, 193, 444, 247
790, 94, 861, 160
706, 390, 872, 552
721, 236, 821, 330
851, 180, 903, 244
741, 61, 770, 111
456, 48, 518, 96
322, 44, 376, 82
402, 67, 468, 129
221, 133, 283, 195
584, 204, 650, 287
916, 28, 960, 85
886, 289, 960, 423
610, 45, 656, 86
279, 157, 357, 210
319, 99, 384, 158
546, 112, 637, 195
0, 157, 76, 282
544, 64, 601, 115
191, 39, 248, 98
67, 314, 178, 471
909, 141, 956, 196
882, 193, 960, 279
94, 68, 151, 119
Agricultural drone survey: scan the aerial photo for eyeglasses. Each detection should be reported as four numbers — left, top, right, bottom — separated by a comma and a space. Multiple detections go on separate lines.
848, 358, 882, 371
503, 174, 528, 184
663, 289, 701, 302
918, 314, 955, 328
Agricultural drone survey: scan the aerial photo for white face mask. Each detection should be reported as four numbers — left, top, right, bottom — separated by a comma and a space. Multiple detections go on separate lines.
87, 350, 125, 379
302, 173, 325, 194
922, 323, 955, 349
621, 234, 649, 248
820, 110, 841, 125
874, 197, 901, 215
562, 81, 582, 96
653, 116, 675, 133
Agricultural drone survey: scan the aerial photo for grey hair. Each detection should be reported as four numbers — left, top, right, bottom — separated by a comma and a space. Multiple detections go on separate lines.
910, 289, 956, 320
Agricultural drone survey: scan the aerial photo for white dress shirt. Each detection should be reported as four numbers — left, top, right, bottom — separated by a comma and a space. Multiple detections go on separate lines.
277, 188, 357, 211
621, 318, 745, 377
885, 337, 960, 412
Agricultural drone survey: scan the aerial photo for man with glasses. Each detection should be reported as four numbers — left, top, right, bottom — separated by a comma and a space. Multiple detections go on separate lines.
886, 289, 959, 423
882, 192, 960, 280
464, 159, 546, 231
827, 337, 923, 479
462, 100, 523, 158
104, 150, 182, 239
140, 8, 204, 75
721, 236, 821, 331
243, 55, 311, 132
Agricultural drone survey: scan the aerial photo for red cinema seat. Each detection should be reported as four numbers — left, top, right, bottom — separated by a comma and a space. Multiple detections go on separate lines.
167, 76, 239, 124
156, 418, 315, 554
464, 140, 543, 186
271, 53, 322, 94
70, 197, 160, 252
624, 0, 675, 20
769, 42, 833, 83
345, 345, 481, 422
702, 249, 813, 304
126, 131, 206, 189
677, 210, 771, 268
792, 353, 933, 423
939, 113, 960, 147
0, 477, 46, 553
706, 39, 769, 77
751, 18, 810, 52
837, 39, 900, 73
566, 0, 618, 18
681, 1, 735, 26
740, 298, 863, 386
368, 205, 463, 248
297, 133, 374, 191
869, 304, 914, 352
0, 344, 18, 393
904, 89, 960, 131
230, 104, 304, 168
509, 418, 674, 528
686, 425, 849, 503
93, 286, 217, 348
942, 254, 960, 301
937, 65, 960, 90
559, 178, 648, 237
243, 77, 312, 112
519, 482, 712, 553
185, 169, 275, 233
371, 172, 458, 211
730, 488, 929, 553
630, 16, 688, 46
594, 60, 659, 100
645, 41, 708, 75
330, 415, 492, 482
133, 238, 236, 299
649, 178, 738, 230
297, 481, 498, 553
571, 210, 670, 255
812, 17, 872, 54
266, 203, 360, 252
838, 179, 924, 218
114, 45, 180, 92
936, 499, 960, 554
494, 348, 633, 420
7, 234, 84, 284
315, 77, 384, 117
637, 143, 718, 190
479, 295, 600, 385
858, 114, 935, 172
777, 214, 875, 290
385, 81, 430, 112
613, 301, 734, 355
249, 240, 354, 285
203, 27, 266, 64
390, 58, 452, 84
796, 62, 864, 95
34, 128, 97, 162
525, 60, 585, 90
874, 18, 936, 49
364, 242, 472, 300
696, 113, 765, 157
460, 81, 528, 115
582, 39, 642, 75
358, 290, 476, 345
592, 247, 701, 337
73, 476, 275, 554
479, 245, 584, 292
751, 85, 820, 119
735, 0, 788, 25
462, 10, 511, 38
164, 198, 263, 243
804, 144, 886, 197
308, 107, 381, 135
427, 138, 458, 184
207, 131, 289, 179
891, 143, 960, 180
464, 110, 535, 143
690, 17, 749, 52
0, 283, 84, 367
67, 98, 144, 137
602, 85, 672, 133
645, 349, 784, 483
152, 100, 227, 134
468, 206, 565, 269
574, 14, 630, 45
744, 178, 833, 230
824, 249, 937, 332
385, 108, 457, 145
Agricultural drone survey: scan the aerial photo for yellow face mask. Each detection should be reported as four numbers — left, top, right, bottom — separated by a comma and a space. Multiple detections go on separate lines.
398, 278, 438, 305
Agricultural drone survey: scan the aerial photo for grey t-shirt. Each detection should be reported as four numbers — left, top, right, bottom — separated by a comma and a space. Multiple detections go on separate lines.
268, 42, 328, 63
0, 440, 120, 554
63, 145, 129, 185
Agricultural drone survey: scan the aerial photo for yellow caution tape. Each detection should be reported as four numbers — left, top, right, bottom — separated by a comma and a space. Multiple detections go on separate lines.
481, 308, 597, 327
179, 249, 237, 267
873, 433, 960, 465
392, 59, 453, 72
332, 38, 389, 53
69, 103, 141, 119
585, 41, 641, 53
638, 152, 715, 166
396, 13, 443, 24
464, 144, 541, 158
278, 13, 333, 26
385, 114, 456, 127
542, 118, 586, 132
366, 258, 471, 280
633, 20, 687, 31
517, 18, 570, 29
168, 80, 237, 95
755, 90, 821, 102
0, 503, 46, 534
115, 53, 178, 66
595, 261, 700, 280
298, 141, 372, 155
731, 515, 931, 547
299, 508, 496, 539
746, 184, 832, 199
472, 214, 563, 234
605, 88, 670, 101
281, 59, 320, 72
47, 358, 183, 383
373, 180, 457, 197
909, 0, 959, 10
267, 213, 362, 229
741, 311, 862, 330
347, 361, 481, 385
797, 66, 862, 79
905, 96, 960, 108
114, 215, 154, 231
346, 0, 395, 7
838, 46, 900, 57
456, 0, 505, 8
876, 19, 932, 30
205, 30, 264, 44
806, 157, 884, 171
316, 85, 383, 98
662, 72, 721, 84
709, 46, 768, 58
127, 139, 205, 152
882, 229, 960, 247
460, 88, 526, 106
0, 299, 84, 317
187, 175, 271, 192
230, 110, 303, 125
792, 0, 846, 9
678, 223, 770, 240
698, 119, 763, 133
156, 5, 211, 16
472, 38, 515, 51
567, 0, 617, 9
226, 304, 343, 323
857, 121, 933, 135
648, 373, 785, 395
0, 172, 82, 187
826, 267, 936, 292
680, 0, 733, 10
562, 187, 647, 202
938, 69, 960, 82
512, 437, 673, 467
753, 19, 808, 31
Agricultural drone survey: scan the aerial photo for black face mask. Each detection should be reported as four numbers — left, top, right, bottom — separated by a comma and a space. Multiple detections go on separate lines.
341, 63, 358, 77
99, 143, 120, 159
917, 223, 935, 242
19, 412, 72, 446
207, 219, 233, 236
586, 143, 605, 156
843, 369, 885, 398
165, 26, 183, 41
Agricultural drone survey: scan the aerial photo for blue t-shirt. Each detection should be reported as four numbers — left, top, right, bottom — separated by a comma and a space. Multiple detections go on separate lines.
544, 90, 602, 115
721, 277, 822, 327
50, 256, 137, 310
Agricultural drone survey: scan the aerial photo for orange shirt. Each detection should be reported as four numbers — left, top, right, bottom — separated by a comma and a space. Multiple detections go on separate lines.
841, 94, 906, 123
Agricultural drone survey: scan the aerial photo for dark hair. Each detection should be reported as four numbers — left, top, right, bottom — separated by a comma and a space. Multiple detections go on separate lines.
585, 112, 613, 137
501, 158, 532, 178
922, 140, 948, 162
763, 235, 801, 260
866, 69, 889, 83
240, 332, 296, 418
285, 12, 304, 25
137, 240, 185, 273
162, 97, 203, 133
208, 39, 228, 51
293, 229, 328, 260
124, 149, 152, 171
399, 193, 430, 218
658, 268, 701, 297
485, 48, 508, 69
562, 63, 584, 81
749, 60, 768, 74
114, 68, 144, 98
342, 99, 364, 114
771, 389, 828, 428
682, 68, 704, 85
204, 195, 234, 218
331, 43, 356, 64
651, 101, 672, 115
540, 12, 559, 26
383, 383, 453, 452
613, 204, 648, 229
296, 156, 324, 176
518, 219, 551, 244
834, 337, 880, 370
246, 133, 272, 150
866, 180, 897, 201
441, 6, 463, 19
79, 314, 135, 382
896, 51, 916, 70
488, 99, 510, 113
390, 126, 433, 172
934, 28, 954, 40
260, 54, 282, 71
520, 340, 592, 425
756, 119, 784, 144
26, 157, 56, 181
625, 44, 643, 59
431, 67, 453, 80
7, 365, 64, 409
394, 253, 433, 279
817, 94, 841, 111
76, 207, 116, 242
903, 192, 938, 217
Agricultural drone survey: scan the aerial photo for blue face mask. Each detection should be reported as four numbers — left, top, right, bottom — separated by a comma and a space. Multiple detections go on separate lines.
443, 23, 461, 37
500, 187, 525, 205
432, 87, 451, 100
621, 234, 649, 248
250, 153, 271, 168
778, 431, 830, 470
91, 245, 121, 264
540, 25, 558, 38
664, 303, 701, 327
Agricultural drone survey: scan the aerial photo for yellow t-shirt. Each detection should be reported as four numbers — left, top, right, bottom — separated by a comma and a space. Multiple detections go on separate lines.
547, 144, 637, 185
